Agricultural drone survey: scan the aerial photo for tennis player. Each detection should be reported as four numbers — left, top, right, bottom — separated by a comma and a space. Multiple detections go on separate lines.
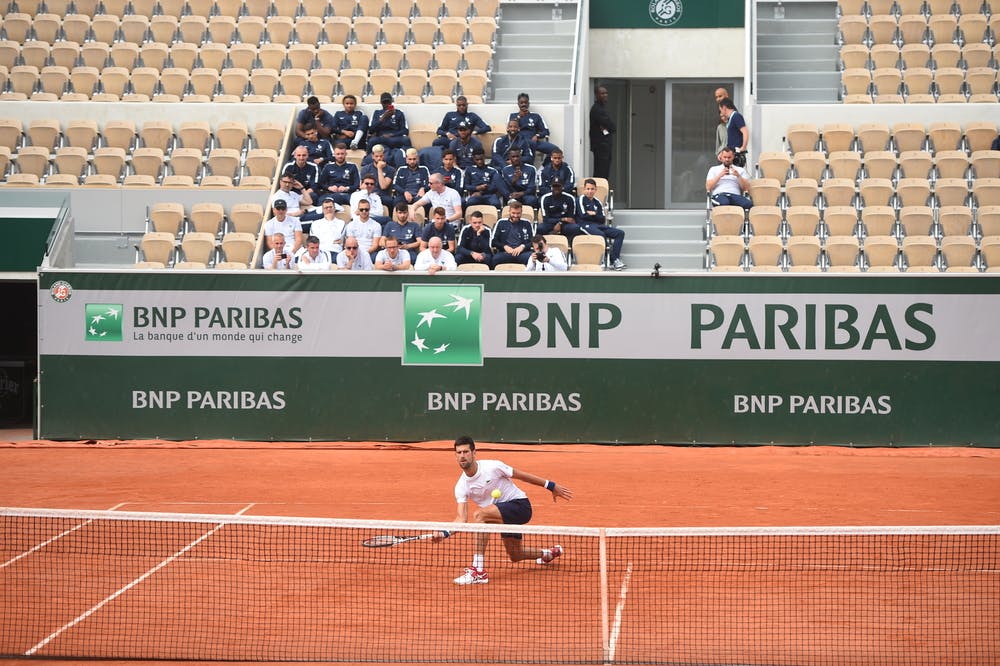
439, 435, 573, 585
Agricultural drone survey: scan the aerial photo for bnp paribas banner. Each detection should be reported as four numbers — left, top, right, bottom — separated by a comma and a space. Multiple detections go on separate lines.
37, 271, 1000, 446
590, 0, 745, 30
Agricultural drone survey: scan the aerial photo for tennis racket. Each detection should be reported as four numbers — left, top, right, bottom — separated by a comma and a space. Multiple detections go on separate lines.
361, 530, 449, 548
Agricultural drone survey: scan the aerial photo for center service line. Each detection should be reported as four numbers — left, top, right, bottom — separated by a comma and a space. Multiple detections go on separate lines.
607, 561, 633, 663
25, 503, 256, 656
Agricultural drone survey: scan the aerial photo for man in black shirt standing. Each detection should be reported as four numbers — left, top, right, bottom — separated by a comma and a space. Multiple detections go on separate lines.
589, 85, 615, 181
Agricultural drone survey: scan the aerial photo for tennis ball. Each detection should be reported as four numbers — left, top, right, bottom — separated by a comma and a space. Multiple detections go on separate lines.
491, 489, 501, 499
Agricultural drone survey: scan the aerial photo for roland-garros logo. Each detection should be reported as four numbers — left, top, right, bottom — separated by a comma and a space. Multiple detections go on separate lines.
402, 284, 483, 366
649, 0, 683, 27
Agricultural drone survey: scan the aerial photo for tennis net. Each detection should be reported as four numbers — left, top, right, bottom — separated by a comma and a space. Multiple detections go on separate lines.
1, 507, 997, 664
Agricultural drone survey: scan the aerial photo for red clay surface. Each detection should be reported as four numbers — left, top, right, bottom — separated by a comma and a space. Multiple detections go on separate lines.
2, 439, 999, 665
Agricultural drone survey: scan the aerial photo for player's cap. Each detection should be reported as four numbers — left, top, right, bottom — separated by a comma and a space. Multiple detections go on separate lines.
457, 121, 470, 129
273, 199, 287, 209
380, 92, 393, 103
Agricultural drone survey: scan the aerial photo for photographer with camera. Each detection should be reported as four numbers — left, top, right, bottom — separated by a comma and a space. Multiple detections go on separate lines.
526, 235, 567, 272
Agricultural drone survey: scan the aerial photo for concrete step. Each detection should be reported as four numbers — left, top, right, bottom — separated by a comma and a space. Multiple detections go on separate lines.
499, 19, 575, 36
757, 19, 837, 35
501, 3, 579, 21
757, 32, 838, 46
499, 31, 573, 47
759, 1, 837, 21
491, 72, 570, 89
757, 88, 842, 103
615, 224, 704, 242
618, 251, 707, 272
498, 57, 573, 73
495, 45, 574, 61
758, 71, 842, 87
491, 87, 568, 103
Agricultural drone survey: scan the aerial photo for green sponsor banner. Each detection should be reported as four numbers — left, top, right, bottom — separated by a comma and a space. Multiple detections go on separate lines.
36, 271, 1000, 446
590, 0, 745, 29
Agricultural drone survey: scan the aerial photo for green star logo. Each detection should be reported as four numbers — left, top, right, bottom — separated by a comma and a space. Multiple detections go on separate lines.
402, 285, 483, 366
85, 304, 123, 342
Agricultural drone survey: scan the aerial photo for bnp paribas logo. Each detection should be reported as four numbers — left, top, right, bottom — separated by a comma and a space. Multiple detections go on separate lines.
402, 284, 483, 366
85, 304, 123, 342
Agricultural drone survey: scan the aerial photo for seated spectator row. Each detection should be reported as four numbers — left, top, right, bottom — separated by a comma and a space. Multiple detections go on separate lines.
841, 64, 998, 102
782, 120, 996, 154
837, 0, 995, 18
148, 201, 264, 236
710, 232, 1000, 272
2, 0, 499, 21
0, 14, 498, 51
710, 203, 1000, 240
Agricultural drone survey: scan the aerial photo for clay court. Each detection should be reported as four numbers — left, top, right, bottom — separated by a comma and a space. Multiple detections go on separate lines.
2, 438, 999, 665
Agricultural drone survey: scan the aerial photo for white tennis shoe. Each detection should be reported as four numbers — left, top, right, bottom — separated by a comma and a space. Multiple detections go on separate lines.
537, 544, 564, 564
453, 567, 489, 585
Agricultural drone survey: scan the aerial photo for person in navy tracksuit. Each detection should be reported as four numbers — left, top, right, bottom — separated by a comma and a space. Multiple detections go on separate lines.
577, 178, 626, 270
490, 201, 534, 267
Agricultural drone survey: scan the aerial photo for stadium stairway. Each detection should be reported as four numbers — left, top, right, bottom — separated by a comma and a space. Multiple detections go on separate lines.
756, 1, 841, 103
614, 209, 707, 273
489, 1, 576, 104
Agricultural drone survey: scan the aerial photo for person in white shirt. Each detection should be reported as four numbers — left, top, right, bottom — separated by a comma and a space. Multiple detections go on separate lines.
336, 236, 374, 271
349, 175, 389, 225
344, 202, 383, 260
409, 173, 463, 226
308, 199, 346, 260
525, 234, 568, 272
414, 236, 456, 274
268, 172, 309, 217
262, 232, 292, 270
296, 235, 332, 271
373, 236, 412, 271
433, 436, 572, 586
706, 147, 753, 210
263, 200, 304, 256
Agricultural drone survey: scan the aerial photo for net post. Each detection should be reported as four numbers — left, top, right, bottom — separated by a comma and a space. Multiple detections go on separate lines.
599, 527, 610, 663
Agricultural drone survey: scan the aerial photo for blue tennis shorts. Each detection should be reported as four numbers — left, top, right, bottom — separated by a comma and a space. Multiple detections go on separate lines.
497, 497, 532, 539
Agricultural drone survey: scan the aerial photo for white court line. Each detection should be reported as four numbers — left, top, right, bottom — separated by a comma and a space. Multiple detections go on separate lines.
24, 503, 255, 656
607, 561, 632, 663
1, 503, 128, 570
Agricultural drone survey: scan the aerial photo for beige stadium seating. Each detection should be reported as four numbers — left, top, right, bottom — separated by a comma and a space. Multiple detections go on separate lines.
709, 235, 745, 269
940, 236, 977, 271
785, 236, 822, 269
825, 235, 861, 269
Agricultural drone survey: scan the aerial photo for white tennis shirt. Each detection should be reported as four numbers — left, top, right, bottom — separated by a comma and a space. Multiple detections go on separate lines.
455, 459, 528, 507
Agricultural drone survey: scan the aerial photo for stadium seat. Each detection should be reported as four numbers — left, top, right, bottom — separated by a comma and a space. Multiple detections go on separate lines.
228, 203, 265, 235
92, 147, 127, 182
748, 178, 781, 207
841, 68, 872, 99
149, 202, 186, 236
435, 45, 465, 72
572, 234, 607, 266
221, 232, 257, 266
870, 44, 900, 69
403, 43, 434, 70
896, 179, 932, 208
131, 147, 165, 182
828, 151, 862, 180
756, 152, 791, 185
123, 174, 155, 187
785, 236, 821, 269
972, 151, 1000, 179
464, 205, 498, 228
493, 262, 526, 272
863, 151, 898, 180
245, 149, 279, 179
177, 122, 212, 153
785, 178, 820, 208
376, 43, 405, 69
785, 206, 821, 237
823, 206, 861, 237
934, 178, 971, 207
206, 148, 241, 181
174, 261, 207, 270
139, 231, 176, 265
822, 178, 857, 208
250, 69, 280, 99
899, 206, 935, 237
140, 121, 174, 153
708, 235, 745, 269
900, 43, 931, 69
940, 235, 977, 270
873, 67, 903, 97
857, 122, 891, 153
860, 178, 894, 207
748, 206, 783, 237
937, 206, 973, 237
934, 67, 965, 98
861, 206, 897, 237
180, 232, 217, 265
973, 178, 1000, 207
901, 235, 938, 269
169, 148, 204, 181
409, 16, 438, 44
864, 235, 900, 270
825, 235, 861, 269
748, 235, 784, 270
428, 68, 458, 97
253, 122, 286, 152
710, 205, 746, 237
898, 151, 933, 179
